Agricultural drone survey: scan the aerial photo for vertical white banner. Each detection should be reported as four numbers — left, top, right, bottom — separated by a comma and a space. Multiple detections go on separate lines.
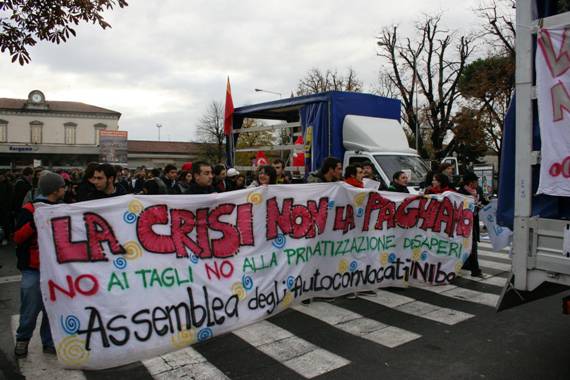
536, 27, 570, 196
480, 199, 512, 251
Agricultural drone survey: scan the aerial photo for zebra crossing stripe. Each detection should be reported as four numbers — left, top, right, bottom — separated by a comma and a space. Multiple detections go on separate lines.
233, 320, 350, 378
479, 241, 510, 253
293, 301, 420, 348
457, 270, 508, 287
411, 282, 500, 307
11, 314, 87, 380
478, 259, 511, 272
478, 250, 511, 262
361, 290, 474, 325
0, 275, 22, 284
143, 347, 229, 380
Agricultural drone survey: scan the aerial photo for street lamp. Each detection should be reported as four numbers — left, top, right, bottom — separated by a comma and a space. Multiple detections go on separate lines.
156, 123, 162, 141
254, 88, 282, 98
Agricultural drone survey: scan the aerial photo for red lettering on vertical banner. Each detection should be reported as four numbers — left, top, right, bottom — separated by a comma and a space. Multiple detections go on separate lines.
537, 28, 570, 78
549, 156, 570, 177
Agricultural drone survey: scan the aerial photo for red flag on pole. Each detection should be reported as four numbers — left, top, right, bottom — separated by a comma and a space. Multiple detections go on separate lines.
224, 77, 234, 136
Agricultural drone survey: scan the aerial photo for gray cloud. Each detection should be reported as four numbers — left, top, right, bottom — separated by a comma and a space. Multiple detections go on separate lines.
0, 0, 482, 141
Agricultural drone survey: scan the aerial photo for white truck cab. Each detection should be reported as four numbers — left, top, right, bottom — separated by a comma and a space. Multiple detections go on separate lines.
342, 115, 429, 192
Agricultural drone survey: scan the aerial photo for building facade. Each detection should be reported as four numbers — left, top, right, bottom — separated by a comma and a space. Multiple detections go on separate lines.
127, 140, 211, 169
0, 90, 121, 169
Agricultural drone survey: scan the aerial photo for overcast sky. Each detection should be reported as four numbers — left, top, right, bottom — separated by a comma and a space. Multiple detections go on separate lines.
0, 0, 485, 141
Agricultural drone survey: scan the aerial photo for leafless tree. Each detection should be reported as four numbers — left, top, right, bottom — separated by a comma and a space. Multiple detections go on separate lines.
373, 69, 399, 98
196, 101, 225, 163
476, 0, 515, 55
296, 67, 362, 96
376, 14, 475, 159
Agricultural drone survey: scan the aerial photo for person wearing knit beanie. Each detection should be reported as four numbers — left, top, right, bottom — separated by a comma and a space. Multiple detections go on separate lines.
38, 171, 65, 196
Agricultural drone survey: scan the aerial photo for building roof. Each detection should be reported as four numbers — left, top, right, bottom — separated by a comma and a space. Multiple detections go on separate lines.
0, 98, 121, 116
128, 140, 208, 154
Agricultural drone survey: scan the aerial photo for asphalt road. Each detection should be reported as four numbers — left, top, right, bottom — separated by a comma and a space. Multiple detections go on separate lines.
1, 241, 569, 380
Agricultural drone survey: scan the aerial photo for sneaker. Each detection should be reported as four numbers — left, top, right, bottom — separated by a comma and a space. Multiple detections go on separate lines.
358, 290, 377, 297
470, 270, 484, 278
14, 340, 29, 357
43, 346, 57, 355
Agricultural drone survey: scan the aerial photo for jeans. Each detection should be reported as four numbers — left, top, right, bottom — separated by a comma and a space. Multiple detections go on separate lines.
16, 270, 54, 347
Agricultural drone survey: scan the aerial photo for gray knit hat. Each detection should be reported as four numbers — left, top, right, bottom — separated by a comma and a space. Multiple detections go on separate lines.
38, 171, 65, 196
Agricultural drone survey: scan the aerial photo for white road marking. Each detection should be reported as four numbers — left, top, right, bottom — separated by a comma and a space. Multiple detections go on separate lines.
457, 270, 508, 287
478, 249, 511, 262
233, 320, 349, 378
478, 259, 512, 272
143, 347, 229, 380
412, 282, 500, 307
293, 302, 420, 348
361, 290, 474, 325
11, 314, 86, 380
479, 241, 510, 253
0, 275, 22, 284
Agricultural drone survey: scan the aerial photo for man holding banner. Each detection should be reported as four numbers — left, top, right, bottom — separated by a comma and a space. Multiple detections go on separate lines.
14, 172, 66, 357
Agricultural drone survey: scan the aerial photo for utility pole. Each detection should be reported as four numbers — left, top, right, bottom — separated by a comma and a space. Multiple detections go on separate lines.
156, 123, 162, 141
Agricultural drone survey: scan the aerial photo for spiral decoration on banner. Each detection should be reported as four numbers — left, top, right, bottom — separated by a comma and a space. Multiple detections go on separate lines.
388, 253, 396, 263
272, 233, 286, 249
60, 315, 80, 335
455, 260, 464, 273
171, 328, 196, 349
327, 200, 335, 209
353, 192, 367, 207
282, 292, 294, 308
197, 327, 213, 342
189, 254, 199, 264
286, 275, 295, 290
356, 208, 364, 217
113, 257, 127, 270
123, 241, 143, 260
411, 248, 421, 262
349, 260, 358, 272
123, 211, 137, 224
338, 259, 348, 273
247, 192, 263, 205
380, 252, 389, 266
57, 336, 90, 367
128, 199, 144, 215
420, 251, 428, 261
242, 275, 253, 290
231, 282, 246, 300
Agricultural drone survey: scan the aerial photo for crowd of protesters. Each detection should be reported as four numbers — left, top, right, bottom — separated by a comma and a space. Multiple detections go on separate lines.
0, 156, 487, 358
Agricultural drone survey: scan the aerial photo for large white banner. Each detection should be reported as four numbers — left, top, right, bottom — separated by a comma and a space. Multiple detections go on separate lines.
35, 183, 474, 369
536, 27, 570, 196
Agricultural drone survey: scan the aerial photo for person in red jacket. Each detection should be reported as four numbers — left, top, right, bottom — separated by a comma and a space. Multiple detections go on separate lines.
424, 173, 454, 194
344, 164, 364, 188
14, 171, 66, 357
